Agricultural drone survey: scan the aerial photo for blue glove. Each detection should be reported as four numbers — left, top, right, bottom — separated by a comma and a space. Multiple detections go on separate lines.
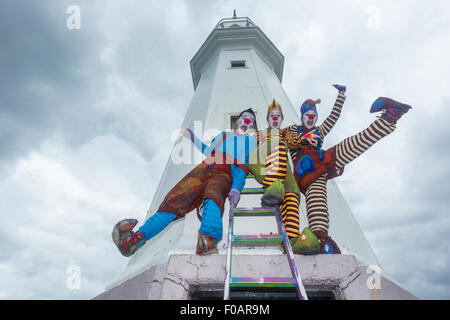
228, 188, 241, 207
332, 84, 346, 93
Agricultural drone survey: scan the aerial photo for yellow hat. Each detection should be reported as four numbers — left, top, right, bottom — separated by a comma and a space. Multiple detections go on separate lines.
267, 98, 284, 120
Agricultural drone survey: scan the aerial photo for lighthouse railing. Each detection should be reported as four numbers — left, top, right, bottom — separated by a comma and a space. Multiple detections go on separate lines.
215, 17, 256, 30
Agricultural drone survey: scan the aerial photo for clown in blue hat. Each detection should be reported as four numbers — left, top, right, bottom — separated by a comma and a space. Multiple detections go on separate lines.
281, 84, 411, 255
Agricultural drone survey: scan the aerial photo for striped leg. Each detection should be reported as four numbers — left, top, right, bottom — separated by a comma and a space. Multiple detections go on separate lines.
262, 143, 288, 188
304, 175, 342, 253
305, 119, 396, 236
280, 192, 301, 238
305, 175, 329, 234
335, 118, 396, 169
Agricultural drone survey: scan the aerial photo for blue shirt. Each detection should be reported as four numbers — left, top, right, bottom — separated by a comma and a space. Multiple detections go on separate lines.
192, 131, 257, 191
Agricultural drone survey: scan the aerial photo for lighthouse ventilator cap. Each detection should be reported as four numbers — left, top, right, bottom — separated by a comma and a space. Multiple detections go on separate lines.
300, 99, 321, 117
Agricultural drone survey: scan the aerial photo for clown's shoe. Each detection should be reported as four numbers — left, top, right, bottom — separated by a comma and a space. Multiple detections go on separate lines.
261, 179, 285, 207
289, 228, 320, 255
196, 231, 219, 256
112, 219, 146, 257
313, 230, 341, 254
370, 97, 412, 124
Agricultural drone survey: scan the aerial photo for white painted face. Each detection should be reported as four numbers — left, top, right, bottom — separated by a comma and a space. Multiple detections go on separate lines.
268, 110, 283, 129
302, 110, 318, 130
237, 112, 255, 135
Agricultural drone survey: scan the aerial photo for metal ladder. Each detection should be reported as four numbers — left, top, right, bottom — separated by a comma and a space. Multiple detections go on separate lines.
223, 174, 308, 300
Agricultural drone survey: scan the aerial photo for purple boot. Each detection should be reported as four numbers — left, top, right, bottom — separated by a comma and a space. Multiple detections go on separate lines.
370, 97, 412, 124
333, 84, 346, 93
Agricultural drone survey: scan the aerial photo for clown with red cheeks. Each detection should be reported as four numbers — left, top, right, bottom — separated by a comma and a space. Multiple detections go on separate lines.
237, 110, 256, 135
248, 99, 316, 253
112, 108, 257, 257
268, 109, 281, 129
282, 84, 412, 255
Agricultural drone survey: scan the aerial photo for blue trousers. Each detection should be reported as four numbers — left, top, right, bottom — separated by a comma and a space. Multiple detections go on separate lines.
138, 198, 223, 242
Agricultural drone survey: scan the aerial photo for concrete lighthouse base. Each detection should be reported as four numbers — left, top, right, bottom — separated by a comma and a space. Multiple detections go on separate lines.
93, 254, 417, 300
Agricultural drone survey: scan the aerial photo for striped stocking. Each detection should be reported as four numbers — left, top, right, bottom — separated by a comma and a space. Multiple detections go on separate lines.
306, 118, 396, 234
262, 142, 288, 188
280, 192, 301, 238
335, 118, 396, 169
305, 175, 329, 234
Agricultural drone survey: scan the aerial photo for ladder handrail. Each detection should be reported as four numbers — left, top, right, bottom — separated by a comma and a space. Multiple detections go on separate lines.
274, 205, 308, 300
223, 200, 234, 300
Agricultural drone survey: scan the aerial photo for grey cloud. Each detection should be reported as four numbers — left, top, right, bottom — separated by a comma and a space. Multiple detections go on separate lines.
0, 1, 110, 167
0, 0, 176, 171
1, 0, 450, 300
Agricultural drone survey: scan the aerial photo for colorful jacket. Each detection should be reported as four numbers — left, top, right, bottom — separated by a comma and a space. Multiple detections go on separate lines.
192, 131, 257, 192
281, 93, 346, 191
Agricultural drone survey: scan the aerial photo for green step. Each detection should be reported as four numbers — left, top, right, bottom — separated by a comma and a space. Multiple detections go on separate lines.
232, 234, 283, 247
241, 187, 265, 195
246, 174, 255, 179
232, 207, 277, 217
230, 277, 298, 288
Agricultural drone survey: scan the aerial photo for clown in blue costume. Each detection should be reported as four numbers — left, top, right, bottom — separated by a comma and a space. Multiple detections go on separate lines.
112, 109, 257, 257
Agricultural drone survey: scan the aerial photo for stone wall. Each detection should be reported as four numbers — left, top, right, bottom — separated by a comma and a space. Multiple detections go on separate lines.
94, 254, 417, 300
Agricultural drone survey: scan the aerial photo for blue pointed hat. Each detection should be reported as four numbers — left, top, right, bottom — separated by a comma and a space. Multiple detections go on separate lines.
300, 99, 321, 116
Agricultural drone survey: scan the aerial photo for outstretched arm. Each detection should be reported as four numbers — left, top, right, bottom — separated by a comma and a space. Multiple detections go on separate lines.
317, 84, 347, 138
180, 128, 218, 156
282, 126, 321, 149
228, 165, 247, 208
282, 127, 303, 150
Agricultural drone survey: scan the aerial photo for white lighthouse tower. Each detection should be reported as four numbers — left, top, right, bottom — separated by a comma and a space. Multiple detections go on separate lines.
95, 14, 417, 300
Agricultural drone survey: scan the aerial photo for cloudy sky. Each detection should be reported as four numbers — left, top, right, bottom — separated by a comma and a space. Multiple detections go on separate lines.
0, 0, 449, 300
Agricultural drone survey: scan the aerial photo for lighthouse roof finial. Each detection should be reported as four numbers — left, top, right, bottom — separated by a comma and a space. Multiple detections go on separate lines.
233, 10, 237, 19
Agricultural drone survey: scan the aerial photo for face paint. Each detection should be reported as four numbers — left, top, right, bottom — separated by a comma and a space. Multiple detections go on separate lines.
268, 110, 283, 129
302, 110, 318, 129
237, 112, 255, 135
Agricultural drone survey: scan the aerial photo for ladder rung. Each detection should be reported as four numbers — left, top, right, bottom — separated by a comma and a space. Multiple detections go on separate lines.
241, 187, 265, 195
224, 198, 308, 300
232, 234, 283, 246
232, 207, 276, 216
246, 174, 255, 179
230, 277, 298, 288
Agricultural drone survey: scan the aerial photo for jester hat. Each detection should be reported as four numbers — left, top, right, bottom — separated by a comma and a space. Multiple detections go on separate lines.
267, 98, 284, 120
300, 99, 321, 117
